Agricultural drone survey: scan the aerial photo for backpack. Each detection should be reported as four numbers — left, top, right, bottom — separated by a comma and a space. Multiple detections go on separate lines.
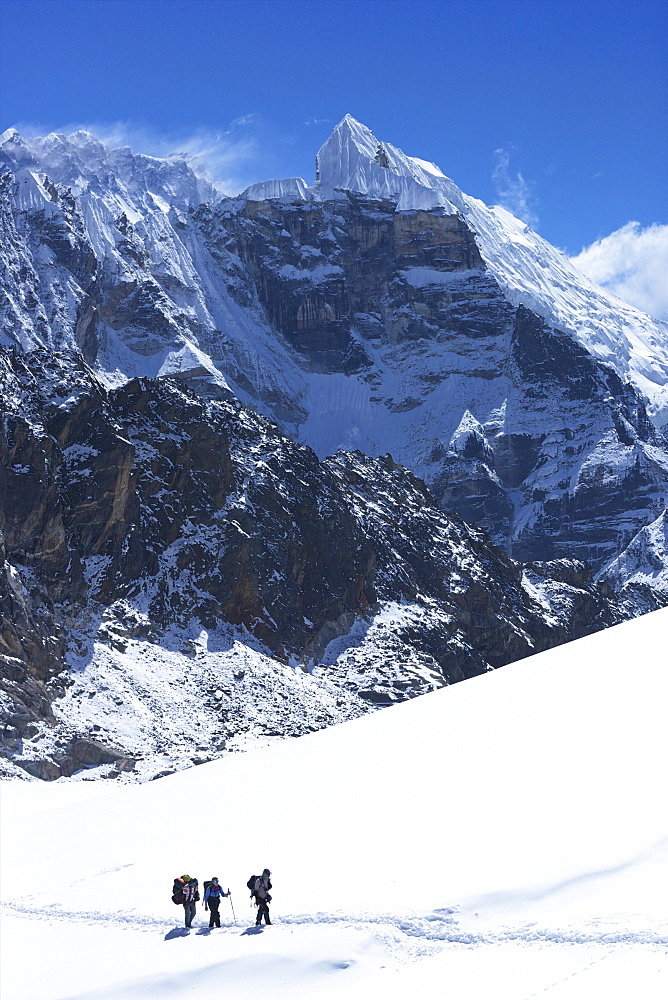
172, 878, 185, 905
247, 874, 258, 897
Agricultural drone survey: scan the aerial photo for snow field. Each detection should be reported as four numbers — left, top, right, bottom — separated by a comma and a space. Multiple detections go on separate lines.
2, 608, 668, 998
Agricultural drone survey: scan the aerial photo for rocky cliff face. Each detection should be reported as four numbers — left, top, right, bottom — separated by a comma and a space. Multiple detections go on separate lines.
0, 348, 622, 780
197, 193, 668, 569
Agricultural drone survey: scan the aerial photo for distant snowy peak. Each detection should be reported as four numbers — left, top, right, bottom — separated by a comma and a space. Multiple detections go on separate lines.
241, 115, 465, 212
0, 127, 218, 220
314, 114, 465, 213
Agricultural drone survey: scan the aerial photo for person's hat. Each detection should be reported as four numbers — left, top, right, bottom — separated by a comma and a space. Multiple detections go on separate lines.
212, 876, 219, 881
182, 874, 191, 882
262, 868, 271, 875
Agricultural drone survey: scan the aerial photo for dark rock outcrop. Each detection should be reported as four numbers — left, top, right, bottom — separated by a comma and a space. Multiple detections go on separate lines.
0, 348, 626, 777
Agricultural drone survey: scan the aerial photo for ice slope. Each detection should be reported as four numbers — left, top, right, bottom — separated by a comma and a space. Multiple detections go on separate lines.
2, 607, 667, 1000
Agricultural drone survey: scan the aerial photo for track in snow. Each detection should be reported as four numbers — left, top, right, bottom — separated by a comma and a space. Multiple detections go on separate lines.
4, 901, 667, 950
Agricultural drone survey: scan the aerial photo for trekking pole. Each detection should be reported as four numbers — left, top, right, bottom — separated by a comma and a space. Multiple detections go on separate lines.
228, 889, 237, 924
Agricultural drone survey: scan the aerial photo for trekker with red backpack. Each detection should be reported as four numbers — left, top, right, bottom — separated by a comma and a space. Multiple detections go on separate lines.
179, 875, 200, 928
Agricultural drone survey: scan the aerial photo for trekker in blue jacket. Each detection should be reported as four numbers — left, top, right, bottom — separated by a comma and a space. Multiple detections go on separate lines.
203, 877, 229, 928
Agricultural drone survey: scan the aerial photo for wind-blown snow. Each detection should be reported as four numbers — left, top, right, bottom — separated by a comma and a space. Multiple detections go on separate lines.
2, 608, 667, 999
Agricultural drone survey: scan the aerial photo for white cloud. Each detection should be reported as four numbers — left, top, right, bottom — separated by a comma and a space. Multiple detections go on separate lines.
570, 222, 668, 321
13, 118, 263, 196
492, 147, 538, 228
227, 114, 261, 129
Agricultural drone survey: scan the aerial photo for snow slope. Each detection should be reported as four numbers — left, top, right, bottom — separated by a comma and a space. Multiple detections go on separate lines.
2, 607, 667, 999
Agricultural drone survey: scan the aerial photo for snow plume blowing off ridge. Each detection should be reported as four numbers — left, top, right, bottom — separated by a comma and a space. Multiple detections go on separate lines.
491, 146, 538, 229
6, 118, 264, 197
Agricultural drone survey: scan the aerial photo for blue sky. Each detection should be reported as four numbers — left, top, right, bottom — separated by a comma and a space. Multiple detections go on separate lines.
1, 0, 666, 301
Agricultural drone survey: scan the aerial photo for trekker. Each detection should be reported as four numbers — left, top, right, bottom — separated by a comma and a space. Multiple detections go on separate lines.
182, 876, 200, 928
253, 869, 272, 926
203, 877, 228, 928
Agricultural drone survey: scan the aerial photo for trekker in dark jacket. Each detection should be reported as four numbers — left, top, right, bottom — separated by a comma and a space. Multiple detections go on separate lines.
253, 869, 272, 926
203, 877, 228, 928
182, 877, 199, 928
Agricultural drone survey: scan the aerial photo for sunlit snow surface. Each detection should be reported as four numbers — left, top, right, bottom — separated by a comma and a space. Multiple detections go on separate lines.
2, 609, 667, 999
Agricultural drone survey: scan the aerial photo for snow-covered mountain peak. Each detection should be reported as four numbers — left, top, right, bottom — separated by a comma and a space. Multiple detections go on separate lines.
0, 126, 22, 145
3, 116, 668, 540
314, 115, 465, 212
